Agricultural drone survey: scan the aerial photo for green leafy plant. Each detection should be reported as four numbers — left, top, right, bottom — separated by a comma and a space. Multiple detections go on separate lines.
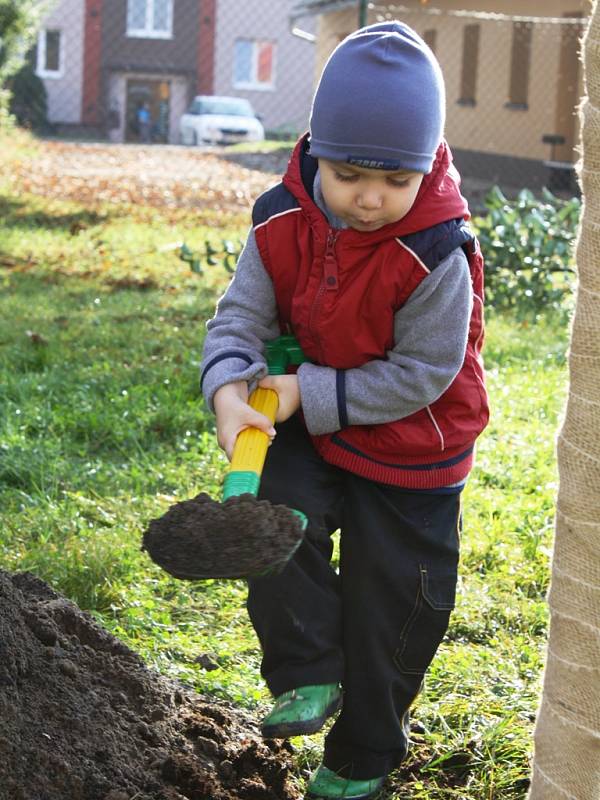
474, 186, 579, 319
0, 0, 52, 116
179, 238, 243, 276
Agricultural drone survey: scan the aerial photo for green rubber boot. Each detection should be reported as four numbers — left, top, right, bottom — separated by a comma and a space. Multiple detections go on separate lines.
304, 764, 385, 800
260, 683, 342, 739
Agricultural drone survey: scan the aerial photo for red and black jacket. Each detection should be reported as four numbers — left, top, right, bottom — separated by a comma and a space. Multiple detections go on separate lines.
252, 135, 489, 489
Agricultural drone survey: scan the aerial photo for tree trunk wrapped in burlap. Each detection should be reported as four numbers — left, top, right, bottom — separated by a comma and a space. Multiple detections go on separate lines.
528, 3, 600, 798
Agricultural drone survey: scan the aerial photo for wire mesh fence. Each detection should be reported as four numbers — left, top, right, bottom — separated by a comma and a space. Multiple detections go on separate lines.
8, 0, 590, 204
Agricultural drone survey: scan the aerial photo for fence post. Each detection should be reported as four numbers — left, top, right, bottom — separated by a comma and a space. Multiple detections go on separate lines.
358, 0, 368, 28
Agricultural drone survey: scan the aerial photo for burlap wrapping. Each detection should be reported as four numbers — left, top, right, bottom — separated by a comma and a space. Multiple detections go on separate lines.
528, 4, 600, 798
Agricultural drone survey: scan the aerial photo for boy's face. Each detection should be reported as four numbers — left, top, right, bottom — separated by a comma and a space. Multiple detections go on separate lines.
319, 159, 424, 232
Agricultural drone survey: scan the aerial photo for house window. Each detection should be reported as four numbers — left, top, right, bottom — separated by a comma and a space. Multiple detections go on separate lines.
423, 28, 437, 54
36, 29, 63, 78
233, 40, 276, 90
126, 0, 173, 39
507, 22, 533, 108
458, 24, 480, 106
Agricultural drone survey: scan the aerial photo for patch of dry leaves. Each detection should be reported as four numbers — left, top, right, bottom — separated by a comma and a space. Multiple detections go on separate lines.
2, 140, 277, 215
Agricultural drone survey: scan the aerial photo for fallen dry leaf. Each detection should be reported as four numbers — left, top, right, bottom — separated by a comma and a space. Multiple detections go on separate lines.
25, 330, 49, 346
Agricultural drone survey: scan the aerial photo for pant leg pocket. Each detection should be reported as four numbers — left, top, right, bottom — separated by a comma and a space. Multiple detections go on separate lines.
393, 563, 457, 676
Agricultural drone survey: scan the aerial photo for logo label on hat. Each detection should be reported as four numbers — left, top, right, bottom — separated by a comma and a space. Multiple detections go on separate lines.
347, 156, 402, 170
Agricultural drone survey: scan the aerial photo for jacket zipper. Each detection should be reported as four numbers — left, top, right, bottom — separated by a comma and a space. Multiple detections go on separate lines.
308, 230, 339, 362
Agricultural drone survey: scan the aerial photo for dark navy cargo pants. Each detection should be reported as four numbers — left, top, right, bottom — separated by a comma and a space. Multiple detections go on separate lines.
247, 414, 461, 780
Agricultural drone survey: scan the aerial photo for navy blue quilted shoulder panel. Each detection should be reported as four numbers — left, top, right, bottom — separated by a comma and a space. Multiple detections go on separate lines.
252, 183, 300, 228
400, 219, 474, 271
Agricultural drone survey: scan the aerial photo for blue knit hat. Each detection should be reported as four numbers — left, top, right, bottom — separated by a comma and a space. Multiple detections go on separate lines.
309, 21, 446, 174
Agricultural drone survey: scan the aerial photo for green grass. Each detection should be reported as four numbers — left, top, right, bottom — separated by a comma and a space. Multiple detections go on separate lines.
0, 131, 571, 798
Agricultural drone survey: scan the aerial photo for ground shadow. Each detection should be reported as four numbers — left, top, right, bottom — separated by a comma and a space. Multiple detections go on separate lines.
0, 195, 111, 233
219, 145, 293, 176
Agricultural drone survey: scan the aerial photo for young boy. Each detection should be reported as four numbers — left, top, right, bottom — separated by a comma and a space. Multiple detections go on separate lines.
200, 21, 489, 800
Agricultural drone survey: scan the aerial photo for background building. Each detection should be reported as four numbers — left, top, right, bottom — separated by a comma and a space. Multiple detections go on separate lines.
212, 0, 315, 137
292, 0, 591, 191
35, 0, 316, 143
35, 0, 86, 126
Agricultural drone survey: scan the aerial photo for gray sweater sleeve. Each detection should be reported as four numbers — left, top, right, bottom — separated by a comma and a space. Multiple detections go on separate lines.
298, 247, 473, 435
200, 229, 280, 411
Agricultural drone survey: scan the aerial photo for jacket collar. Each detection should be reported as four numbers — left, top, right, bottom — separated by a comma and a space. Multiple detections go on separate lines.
282, 133, 470, 245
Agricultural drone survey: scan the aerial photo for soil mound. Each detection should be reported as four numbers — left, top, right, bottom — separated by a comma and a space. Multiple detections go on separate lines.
0, 570, 299, 800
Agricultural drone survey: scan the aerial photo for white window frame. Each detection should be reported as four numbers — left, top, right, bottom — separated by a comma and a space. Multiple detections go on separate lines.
36, 28, 64, 79
126, 0, 173, 40
233, 39, 276, 92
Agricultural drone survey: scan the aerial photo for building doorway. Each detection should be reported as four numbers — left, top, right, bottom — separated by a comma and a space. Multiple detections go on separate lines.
125, 79, 171, 144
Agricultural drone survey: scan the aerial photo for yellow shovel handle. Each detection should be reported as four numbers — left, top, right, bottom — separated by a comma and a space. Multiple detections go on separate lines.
229, 387, 278, 474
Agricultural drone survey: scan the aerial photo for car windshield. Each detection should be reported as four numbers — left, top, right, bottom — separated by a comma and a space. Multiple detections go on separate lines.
190, 98, 254, 117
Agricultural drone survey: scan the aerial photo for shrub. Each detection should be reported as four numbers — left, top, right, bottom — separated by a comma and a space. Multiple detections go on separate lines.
0, 0, 50, 118
179, 239, 243, 276
8, 62, 48, 132
474, 186, 579, 319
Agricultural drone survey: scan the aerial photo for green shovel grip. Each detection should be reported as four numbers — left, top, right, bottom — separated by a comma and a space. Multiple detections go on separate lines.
222, 335, 308, 530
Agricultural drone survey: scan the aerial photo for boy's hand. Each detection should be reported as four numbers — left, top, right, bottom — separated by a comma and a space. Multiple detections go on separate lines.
258, 375, 301, 423
213, 381, 276, 461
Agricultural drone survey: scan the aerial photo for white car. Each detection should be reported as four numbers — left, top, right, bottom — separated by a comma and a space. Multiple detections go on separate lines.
179, 95, 265, 146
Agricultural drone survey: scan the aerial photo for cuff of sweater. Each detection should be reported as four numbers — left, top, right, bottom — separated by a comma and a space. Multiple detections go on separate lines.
201, 355, 267, 411
297, 363, 342, 435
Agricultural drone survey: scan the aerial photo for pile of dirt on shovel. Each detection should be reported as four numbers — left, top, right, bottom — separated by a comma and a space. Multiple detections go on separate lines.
0, 570, 300, 800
